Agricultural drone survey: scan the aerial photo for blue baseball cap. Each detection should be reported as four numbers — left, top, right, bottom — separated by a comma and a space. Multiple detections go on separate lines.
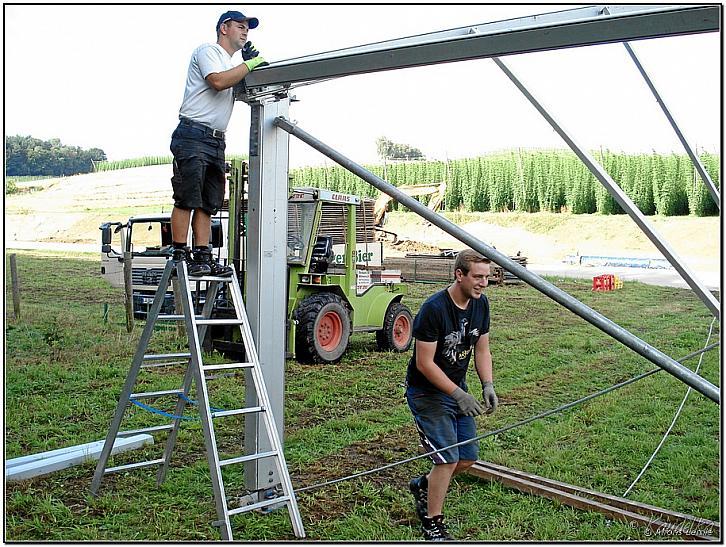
217, 10, 259, 32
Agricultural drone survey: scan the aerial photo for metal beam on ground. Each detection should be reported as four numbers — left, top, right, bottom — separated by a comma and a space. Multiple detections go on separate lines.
272, 115, 720, 404
491, 56, 720, 318
241, 5, 718, 95
468, 461, 719, 540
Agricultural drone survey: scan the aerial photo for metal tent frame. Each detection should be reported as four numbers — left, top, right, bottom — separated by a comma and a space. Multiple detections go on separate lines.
235, 4, 721, 492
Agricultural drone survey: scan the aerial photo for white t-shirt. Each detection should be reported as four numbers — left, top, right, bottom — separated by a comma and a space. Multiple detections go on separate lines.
178, 43, 236, 131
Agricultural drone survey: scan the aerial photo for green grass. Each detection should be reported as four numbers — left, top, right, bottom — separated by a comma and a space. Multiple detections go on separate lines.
4, 250, 720, 541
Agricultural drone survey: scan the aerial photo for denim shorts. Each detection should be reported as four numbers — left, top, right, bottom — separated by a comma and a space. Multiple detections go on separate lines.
406, 387, 478, 464
169, 122, 226, 215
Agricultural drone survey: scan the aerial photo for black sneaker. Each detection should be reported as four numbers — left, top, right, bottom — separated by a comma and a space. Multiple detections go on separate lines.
409, 474, 428, 521
194, 248, 233, 277
421, 514, 454, 542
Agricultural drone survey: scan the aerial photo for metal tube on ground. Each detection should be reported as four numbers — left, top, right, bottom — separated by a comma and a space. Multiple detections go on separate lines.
273, 116, 719, 404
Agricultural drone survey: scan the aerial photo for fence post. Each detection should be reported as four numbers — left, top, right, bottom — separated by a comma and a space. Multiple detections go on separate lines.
123, 252, 134, 332
10, 254, 21, 319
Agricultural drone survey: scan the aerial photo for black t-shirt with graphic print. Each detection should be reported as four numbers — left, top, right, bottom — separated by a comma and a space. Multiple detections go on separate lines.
406, 288, 490, 393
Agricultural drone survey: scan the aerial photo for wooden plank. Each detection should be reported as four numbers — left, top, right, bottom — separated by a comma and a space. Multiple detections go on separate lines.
10, 253, 21, 319
477, 461, 719, 532
468, 463, 718, 540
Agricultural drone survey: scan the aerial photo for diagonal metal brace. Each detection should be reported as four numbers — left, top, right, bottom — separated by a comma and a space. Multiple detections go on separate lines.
273, 116, 719, 404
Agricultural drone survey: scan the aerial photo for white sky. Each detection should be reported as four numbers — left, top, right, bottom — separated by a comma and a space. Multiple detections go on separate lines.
4, 4, 721, 168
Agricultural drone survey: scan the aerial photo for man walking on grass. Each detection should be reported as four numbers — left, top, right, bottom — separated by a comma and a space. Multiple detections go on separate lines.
405, 249, 498, 541
169, 9, 268, 276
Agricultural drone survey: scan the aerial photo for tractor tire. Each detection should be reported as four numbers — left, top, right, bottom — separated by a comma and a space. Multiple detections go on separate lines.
295, 293, 351, 364
376, 302, 413, 352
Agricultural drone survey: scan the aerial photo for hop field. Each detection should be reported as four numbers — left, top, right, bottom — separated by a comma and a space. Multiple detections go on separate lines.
290, 149, 720, 217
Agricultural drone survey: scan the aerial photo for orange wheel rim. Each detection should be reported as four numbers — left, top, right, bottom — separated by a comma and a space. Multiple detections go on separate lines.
317, 311, 343, 351
393, 314, 411, 346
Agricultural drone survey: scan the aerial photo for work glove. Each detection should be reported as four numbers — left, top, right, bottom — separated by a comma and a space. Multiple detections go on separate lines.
482, 381, 498, 414
243, 56, 269, 72
241, 41, 261, 60
450, 387, 484, 417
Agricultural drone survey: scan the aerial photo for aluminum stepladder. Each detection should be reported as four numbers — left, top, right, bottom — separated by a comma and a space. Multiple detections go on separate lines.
90, 259, 305, 540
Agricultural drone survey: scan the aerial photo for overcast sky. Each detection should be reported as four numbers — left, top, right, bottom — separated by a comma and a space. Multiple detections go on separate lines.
4, 4, 721, 167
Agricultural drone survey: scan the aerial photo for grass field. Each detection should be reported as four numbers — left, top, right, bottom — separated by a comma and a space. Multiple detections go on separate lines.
4, 250, 720, 541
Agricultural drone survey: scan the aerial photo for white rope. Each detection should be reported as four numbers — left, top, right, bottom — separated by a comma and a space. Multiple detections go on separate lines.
623, 317, 718, 497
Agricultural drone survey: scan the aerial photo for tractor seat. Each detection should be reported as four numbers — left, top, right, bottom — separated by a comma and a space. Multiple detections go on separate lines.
310, 235, 335, 274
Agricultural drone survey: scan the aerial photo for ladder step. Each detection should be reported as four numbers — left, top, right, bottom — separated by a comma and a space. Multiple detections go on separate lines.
143, 352, 192, 361
141, 360, 188, 369
211, 406, 264, 418
157, 314, 204, 321
202, 362, 254, 371
118, 424, 174, 437
105, 458, 165, 474
227, 495, 291, 516
191, 275, 235, 283
130, 389, 183, 400
195, 319, 245, 326
219, 450, 278, 467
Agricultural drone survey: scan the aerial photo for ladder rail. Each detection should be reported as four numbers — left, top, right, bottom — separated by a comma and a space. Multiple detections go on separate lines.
177, 262, 234, 540
157, 272, 221, 484
227, 275, 306, 538
90, 260, 175, 495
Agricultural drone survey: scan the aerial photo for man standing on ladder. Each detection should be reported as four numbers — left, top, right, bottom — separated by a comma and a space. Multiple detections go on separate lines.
170, 9, 268, 276
406, 249, 498, 541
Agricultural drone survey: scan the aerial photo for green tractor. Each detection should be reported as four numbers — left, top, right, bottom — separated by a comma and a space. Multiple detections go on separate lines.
220, 159, 412, 364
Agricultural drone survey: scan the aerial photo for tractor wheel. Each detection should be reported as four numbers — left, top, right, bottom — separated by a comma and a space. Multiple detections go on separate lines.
295, 293, 351, 364
376, 302, 413, 352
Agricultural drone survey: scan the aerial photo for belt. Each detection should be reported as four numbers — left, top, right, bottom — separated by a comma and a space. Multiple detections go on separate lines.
179, 117, 225, 140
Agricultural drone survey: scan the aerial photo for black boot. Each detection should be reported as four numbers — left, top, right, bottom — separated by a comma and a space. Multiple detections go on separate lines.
172, 245, 211, 276
194, 247, 233, 277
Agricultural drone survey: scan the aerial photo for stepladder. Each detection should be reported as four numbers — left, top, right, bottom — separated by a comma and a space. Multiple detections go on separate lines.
90, 259, 305, 540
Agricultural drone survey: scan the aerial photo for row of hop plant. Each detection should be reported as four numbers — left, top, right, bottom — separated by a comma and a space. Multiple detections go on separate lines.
289, 149, 720, 216
93, 156, 173, 171
92, 154, 249, 172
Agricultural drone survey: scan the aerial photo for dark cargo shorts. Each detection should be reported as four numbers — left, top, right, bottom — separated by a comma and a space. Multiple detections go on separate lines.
406, 386, 478, 464
170, 121, 226, 216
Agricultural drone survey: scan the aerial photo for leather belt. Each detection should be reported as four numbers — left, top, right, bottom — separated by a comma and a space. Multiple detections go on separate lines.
179, 117, 225, 140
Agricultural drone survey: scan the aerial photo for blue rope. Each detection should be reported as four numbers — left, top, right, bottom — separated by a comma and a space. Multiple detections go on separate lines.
129, 393, 226, 420
179, 392, 225, 413
129, 398, 198, 421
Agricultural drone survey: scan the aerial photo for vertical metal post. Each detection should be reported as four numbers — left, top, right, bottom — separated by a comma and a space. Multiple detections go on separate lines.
123, 251, 135, 332
492, 56, 719, 318
244, 96, 290, 492
621, 41, 720, 209
10, 253, 20, 319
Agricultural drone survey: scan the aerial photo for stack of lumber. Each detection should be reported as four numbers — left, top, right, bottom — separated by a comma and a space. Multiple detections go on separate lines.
383, 252, 527, 285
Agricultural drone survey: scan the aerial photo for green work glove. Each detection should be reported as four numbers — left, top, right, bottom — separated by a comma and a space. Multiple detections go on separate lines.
451, 387, 484, 417
482, 382, 498, 414
244, 56, 269, 72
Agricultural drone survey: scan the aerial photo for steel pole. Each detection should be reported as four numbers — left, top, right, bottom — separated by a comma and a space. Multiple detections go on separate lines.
273, 116, 719, 404
492, 56, 720, 318
622, 41, 720, 209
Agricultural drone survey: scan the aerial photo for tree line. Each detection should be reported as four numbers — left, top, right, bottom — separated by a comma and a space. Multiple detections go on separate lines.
6, 135, 107, 177
290, 148, 720, 217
